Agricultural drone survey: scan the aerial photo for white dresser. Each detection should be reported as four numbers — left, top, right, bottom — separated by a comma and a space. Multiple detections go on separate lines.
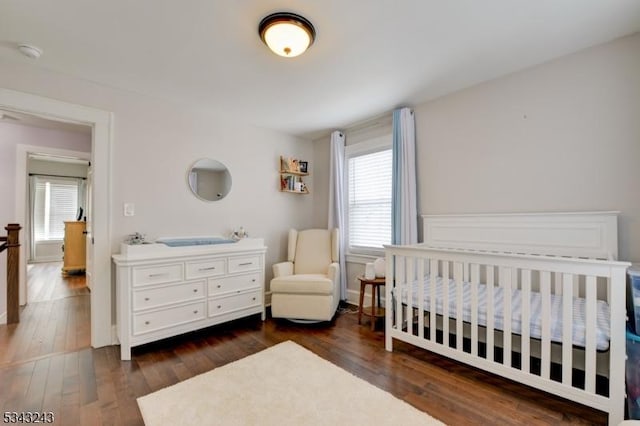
112, 238, 266, 360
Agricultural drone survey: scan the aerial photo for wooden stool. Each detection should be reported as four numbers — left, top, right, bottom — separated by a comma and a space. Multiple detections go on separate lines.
357, 276, 385, 330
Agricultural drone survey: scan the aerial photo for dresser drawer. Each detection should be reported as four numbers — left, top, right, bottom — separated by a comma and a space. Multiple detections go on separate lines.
228, 255, 260, 273
133, 281, 205, 311
133, 264, 183, 287
208, 273, 260, 296
186, 258, 226, 279
208, 289, 261, 317
133, 301, 206, 335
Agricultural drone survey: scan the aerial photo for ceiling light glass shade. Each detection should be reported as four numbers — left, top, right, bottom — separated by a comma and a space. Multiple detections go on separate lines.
259, 12, 315, 58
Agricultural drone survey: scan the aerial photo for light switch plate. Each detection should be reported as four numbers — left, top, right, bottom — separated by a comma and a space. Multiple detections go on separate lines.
123, 203, 135, 217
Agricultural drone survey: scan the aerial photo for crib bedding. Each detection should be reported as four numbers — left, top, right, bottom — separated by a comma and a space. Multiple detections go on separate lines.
398, 276, 611, 351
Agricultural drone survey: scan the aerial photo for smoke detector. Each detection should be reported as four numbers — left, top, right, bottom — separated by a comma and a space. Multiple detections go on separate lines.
18, 44, 43, 59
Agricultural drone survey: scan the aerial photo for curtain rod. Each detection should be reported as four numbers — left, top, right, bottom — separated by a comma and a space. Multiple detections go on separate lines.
29, 173, 86, 180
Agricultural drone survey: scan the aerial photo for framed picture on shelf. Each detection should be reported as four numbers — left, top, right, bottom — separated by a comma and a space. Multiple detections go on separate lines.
299, 161, 308, 173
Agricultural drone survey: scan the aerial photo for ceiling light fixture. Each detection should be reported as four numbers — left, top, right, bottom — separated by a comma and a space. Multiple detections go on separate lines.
259, 12, 315, 58
18, 44, 43, 59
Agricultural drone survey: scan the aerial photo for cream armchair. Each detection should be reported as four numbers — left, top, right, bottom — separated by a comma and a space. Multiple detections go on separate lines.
270, 228, 340, 322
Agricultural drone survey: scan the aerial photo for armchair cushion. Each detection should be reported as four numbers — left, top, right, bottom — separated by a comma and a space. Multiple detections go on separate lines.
270, 274, 333, 295
293, 230, 332, 275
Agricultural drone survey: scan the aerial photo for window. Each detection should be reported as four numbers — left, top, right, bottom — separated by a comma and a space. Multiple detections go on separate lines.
32, 176, 81, 241
346, 139, 392, 254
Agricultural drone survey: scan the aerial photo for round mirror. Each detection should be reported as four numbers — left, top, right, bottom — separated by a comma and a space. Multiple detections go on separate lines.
187, 158, 232, 201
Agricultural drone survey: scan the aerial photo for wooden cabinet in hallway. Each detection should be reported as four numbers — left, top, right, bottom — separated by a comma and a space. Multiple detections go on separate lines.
62, 221, 86, 276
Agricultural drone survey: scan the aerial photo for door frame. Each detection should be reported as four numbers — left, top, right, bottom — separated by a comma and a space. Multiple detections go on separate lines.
1, 88, 113, 348
17, 145, 91, 292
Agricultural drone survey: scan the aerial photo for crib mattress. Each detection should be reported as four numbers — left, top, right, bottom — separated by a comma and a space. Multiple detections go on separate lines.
398, 276, 610, 350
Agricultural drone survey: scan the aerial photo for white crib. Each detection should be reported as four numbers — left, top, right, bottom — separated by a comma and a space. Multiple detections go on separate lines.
384, 212, 630, 425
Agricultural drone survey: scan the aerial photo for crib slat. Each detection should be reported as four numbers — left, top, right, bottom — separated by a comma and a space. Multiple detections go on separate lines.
395, 256, 404, 334
470, 263, 480, 357
555, 271, 562, 295
585, 275, 597, 393
417, 258, 425, 339
541, 271, 551, 379
406, 257, 414, 336
486, 265, 495, 362
429, 259, 438, 342
501, 267, 512, 367
521, 269, 531, 373
442, 260, 450, 347
454, 262, 464, 350
562, 273, 573, 385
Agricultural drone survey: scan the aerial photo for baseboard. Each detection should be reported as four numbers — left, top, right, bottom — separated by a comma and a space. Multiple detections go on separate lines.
0, 311, 6, 325
346, 288, 387, 307
111, 324, 119, 345
30, 256, 64, 263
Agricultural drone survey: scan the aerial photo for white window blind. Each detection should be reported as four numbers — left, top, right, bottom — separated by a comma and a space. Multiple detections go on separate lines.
33, 176, 80, 241
347, 148, 392, 251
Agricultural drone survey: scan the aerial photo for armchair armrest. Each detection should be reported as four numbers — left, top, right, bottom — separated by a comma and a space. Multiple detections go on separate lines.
328, 263, 340, 298
272, 261, 293, 277
327, 262, 339, 284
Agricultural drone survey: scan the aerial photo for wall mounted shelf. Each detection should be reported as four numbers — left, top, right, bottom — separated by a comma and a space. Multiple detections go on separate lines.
279, 156, 309, 194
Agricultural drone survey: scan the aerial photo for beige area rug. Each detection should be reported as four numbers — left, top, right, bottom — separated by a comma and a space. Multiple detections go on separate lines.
137, 341, 444, 425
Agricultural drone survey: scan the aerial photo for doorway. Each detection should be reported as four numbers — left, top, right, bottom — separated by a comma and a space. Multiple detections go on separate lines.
1, 88, 112, 348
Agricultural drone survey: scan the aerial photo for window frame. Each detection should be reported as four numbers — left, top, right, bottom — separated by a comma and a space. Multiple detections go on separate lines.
344, 134, 392, 260
32, 175, 82, 242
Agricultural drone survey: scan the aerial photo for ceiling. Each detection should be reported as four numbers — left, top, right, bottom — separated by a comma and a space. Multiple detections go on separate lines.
1, 0, 639, 139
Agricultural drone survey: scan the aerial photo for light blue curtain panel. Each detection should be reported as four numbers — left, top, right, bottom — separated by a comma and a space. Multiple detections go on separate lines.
328, 130, 347, 300
392, 107, 418, 245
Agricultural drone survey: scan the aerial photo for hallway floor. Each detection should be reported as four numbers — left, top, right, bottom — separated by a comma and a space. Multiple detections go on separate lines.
0, 262, 90, 366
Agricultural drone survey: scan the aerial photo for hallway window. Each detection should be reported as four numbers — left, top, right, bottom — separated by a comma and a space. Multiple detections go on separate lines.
32, 176, 81, 241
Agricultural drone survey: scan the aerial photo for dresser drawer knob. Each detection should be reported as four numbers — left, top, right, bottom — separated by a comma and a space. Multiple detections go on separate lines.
217, 305, 222, 309
193, 310, 198, 314
145, 321, 150, 325
252, 279, 256, 282
193, 289, 198, 293
252, 297, 256, 301
144, 297, 150, 301
217, 284, 221, 288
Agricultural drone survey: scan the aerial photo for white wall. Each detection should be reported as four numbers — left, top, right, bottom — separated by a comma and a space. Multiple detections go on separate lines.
0, 122, 91, 319
0, 122, 91, 228
313, 33, 640, 303
416, 32, 640, 262
0, 60, 315, 324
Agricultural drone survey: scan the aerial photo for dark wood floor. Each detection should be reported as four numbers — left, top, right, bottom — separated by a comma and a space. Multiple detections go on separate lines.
0, 265, 608, 425
27, 262, 89, 303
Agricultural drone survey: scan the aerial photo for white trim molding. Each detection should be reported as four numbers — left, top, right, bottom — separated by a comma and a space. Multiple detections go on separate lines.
422, 211, 619, 260
1, 88, 114, 348
16, 144, 91, 304
346, 253, 379, 265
